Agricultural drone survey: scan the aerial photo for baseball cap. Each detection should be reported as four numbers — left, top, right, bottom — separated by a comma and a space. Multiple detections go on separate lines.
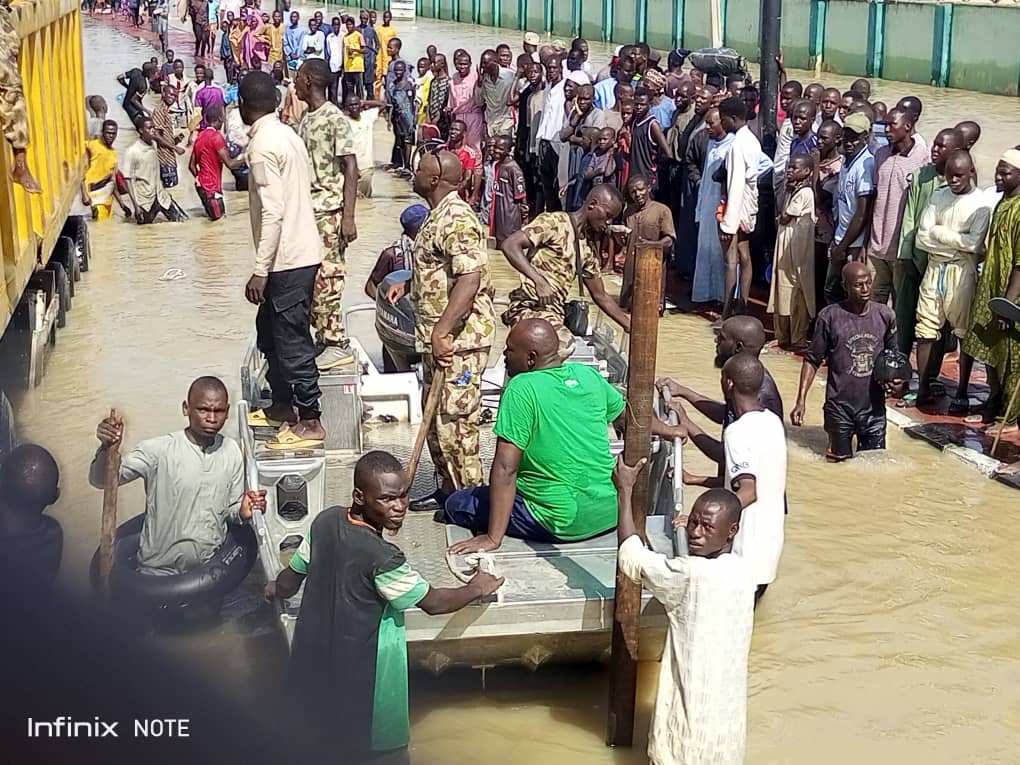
843, 112, 871, 134
400, 204, 430, 234
523, 31, 540, 46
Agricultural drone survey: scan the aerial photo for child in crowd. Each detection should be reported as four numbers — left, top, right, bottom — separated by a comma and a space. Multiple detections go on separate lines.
387, 60, 416, 176
768, 154, 817, 352
488, 135, 527, 246
566, 127, 617, 212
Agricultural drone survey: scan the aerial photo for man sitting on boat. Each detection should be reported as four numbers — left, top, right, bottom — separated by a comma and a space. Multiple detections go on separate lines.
88, 377, 266, 576
445, 318, 683, 554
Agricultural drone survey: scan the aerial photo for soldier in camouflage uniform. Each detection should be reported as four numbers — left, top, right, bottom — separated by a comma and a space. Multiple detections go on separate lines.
294, 59, 360, 370
404, 150, 496, 509
0, 0, 40, 192
500, 185, 631, 359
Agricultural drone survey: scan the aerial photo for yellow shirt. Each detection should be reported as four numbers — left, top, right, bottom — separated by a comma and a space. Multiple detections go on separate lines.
84, 138, 118, 205
259, 22, 284, 64
343, 30, 365, 73
416, 70, 433, 125
376, 23, 397, 79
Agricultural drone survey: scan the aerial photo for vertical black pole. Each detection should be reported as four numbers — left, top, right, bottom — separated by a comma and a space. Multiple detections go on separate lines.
759, 0, 782, 157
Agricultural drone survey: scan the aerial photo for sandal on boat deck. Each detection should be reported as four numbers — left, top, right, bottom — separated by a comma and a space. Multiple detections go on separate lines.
264, 427, 324, 451
248, 409, 286, 427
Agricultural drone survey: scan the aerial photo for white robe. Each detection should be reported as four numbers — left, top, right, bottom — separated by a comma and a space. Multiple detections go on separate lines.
618, 536, 755, 765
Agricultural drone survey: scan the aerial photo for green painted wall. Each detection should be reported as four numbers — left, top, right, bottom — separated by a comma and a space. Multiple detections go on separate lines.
882, 3, 935, 85
949, 6, 1020, 96
822, 1, 870, 76
725, 0, 760, 56
579, 0, 605, 42
647, 0, 674, 51
551, 0, 572, 37
479, 0, 494, 27
613, 0, 639, 44
779, 0, 812, 71
429, 0, 1020, 97
682, 0, 711, 50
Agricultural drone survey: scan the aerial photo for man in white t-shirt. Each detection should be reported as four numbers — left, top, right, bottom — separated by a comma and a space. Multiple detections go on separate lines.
683, 353, 787, 601
340, 91, 386, 197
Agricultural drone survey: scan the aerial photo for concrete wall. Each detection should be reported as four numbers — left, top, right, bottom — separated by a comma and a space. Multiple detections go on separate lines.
420, 0, 1020, 97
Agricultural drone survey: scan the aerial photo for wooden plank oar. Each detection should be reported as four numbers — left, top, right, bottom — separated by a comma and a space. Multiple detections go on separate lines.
407, 373, 444, 488
97, 408, 121, 595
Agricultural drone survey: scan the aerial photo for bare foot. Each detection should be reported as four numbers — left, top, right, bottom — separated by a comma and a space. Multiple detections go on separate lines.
987, 421, 1019, 437
264, 403, 298, 424
290, 419, 326, 441
12, 151, 41, 194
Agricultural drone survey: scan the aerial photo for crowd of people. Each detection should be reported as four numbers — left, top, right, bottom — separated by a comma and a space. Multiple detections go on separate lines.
7, 5, 1020, 765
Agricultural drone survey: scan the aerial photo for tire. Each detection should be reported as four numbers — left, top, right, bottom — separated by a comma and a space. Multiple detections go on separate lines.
51, 236, 77, 298
62, 214, 89, 273
0, 389, 15, 457
47, 262, 69, 329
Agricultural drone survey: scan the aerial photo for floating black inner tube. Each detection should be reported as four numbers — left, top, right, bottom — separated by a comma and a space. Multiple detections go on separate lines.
92, 514, 257, 611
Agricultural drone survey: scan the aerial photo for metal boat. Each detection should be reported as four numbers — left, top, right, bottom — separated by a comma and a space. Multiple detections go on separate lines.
238, 304, 684, 672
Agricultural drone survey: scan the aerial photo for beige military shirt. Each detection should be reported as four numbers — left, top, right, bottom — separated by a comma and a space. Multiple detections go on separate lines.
411, 192, 496, 353
296, 101, 356, 215
508, 211, 599, 313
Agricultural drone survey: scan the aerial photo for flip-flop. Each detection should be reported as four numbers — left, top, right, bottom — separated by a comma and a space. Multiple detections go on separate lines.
264, 427, 324, 451
989, 296, 1020, 323
248, 409, 285, 427
964, 413, 992, 426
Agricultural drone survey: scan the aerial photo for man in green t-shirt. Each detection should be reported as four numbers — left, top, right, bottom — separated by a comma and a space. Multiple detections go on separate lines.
446, 318, 683, 554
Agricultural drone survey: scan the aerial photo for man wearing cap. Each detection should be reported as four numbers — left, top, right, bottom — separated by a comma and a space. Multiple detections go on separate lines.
523, 31, 540, 63
963, 149, 1020, 428
826, 111, 876, 304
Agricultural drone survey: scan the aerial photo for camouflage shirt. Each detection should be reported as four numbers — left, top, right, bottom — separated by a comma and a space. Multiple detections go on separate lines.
411, 192, 496, 353
296, 101, 356, 215
508, 212, 599, 312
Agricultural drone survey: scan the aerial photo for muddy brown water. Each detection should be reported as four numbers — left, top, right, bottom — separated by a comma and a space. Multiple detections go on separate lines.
4, 11, 1019, 763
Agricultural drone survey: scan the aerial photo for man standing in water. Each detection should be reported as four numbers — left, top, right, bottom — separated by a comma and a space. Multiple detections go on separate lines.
89, 377, 266, 576
268, 450, 502, 762
389, 151, 496, 511
500, 184, 631, 359
614, 459, 755, 765
295, 59, 360, 370
792, 262, 898, 461
122, 116, 185, 224
240, 71, 326, 449
718, 96, 762, 318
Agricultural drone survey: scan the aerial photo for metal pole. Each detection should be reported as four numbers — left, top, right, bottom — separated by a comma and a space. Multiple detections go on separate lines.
709, 0, 723, 48
606, 245, 662, 747
759, 0, 782, 157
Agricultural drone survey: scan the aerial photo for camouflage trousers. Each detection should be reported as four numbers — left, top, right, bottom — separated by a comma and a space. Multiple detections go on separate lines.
422, 349, 490, 492
501, 300, 576, 362
0, 5, 29, 150
312, 210, 348, 347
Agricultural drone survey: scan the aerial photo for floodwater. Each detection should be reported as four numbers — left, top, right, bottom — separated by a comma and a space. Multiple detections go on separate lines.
5, 9, 1020, 764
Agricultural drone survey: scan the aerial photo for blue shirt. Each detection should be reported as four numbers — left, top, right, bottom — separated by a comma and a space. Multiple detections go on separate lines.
650, 97, 676, 130
789, 132, 818, 157
594, 78, 617, 110
283, 23, 305, 62
834, 147, 875, 248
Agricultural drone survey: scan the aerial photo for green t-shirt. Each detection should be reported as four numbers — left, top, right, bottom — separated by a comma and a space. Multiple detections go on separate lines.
494, 363, 625, 541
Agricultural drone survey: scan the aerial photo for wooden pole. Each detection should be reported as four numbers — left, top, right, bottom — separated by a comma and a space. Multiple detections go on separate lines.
97, 408, 121, 594
607, 245, 662, 747
407, 373, 445, 487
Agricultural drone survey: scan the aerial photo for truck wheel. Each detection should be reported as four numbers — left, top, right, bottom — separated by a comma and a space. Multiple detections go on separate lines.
48, 262, 69, 328
52, 236, 77, 298
0, 389, 14, 457
63, 214, 90, 273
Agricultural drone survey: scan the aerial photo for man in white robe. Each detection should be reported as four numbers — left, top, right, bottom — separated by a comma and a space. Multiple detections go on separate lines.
614, 460, 755, 765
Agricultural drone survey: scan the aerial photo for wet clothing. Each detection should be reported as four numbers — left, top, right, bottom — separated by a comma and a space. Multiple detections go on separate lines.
724, 410, 787, 585
84, 138, 119, 215
0, 516, 63, 592
494, 363, 625, 541
88, 431, 244, 576
121, 67, 149, 125
489, 159, 526, 245
193, 126, 227, 195
805, 302, 897, 457
123, 139, 173, 211
618, 536, 754, 765
964, 194, 1020, 422
288, 507, 428, 756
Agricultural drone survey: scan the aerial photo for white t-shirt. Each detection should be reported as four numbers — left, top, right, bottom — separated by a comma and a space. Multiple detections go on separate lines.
724, 409, 787, 585
340, 107, 379, 174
